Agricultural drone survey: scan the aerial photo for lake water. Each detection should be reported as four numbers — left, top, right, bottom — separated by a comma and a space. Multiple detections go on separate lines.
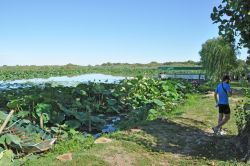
0, 74, 126, 90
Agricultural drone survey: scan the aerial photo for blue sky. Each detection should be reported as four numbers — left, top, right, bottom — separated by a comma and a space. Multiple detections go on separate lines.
0, 0, 248, 66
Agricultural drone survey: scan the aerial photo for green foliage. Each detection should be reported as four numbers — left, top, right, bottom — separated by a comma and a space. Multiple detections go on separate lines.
0, 77, 191, 133
0, 111, 7, 123
197, 84, 213, 93
235, 101, 250, 134
199, 37, 237, 80
65, 120, 81, 129
51, 134, 94, 154
246, 56, 250, 65
0, 62, 201, 81
0, 111, 54, 155
34, 103, 52, 123
0, 150, 15, 166
231, 60, 249, 79
211, 0, 250, 55
117, 77, 191, 124
0, 77, 191, 162
0, 134, 22, 149
235, 87, 250, 134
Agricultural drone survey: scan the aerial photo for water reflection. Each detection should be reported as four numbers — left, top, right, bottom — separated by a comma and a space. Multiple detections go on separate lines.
0, 74, 125, 90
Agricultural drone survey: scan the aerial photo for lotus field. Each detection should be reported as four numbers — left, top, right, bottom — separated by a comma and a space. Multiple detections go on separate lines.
0, 77, 191, 155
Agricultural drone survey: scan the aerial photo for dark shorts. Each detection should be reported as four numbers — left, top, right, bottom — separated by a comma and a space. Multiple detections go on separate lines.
218, 104, 231, 114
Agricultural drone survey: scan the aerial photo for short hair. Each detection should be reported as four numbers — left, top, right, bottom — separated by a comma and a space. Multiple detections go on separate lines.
222, 75, 230, 81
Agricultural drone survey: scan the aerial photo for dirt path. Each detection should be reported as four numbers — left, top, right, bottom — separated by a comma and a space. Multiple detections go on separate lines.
98, 93, 245, 166
25, 93, 248, 166
79, 93, 246, 166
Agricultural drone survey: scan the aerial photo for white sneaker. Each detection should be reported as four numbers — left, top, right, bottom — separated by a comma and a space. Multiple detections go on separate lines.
220, 130, 227, 135
212, 127, 219, 134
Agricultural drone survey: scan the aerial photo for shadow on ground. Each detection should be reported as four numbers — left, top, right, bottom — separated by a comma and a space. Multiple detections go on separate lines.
129, 119, 238, 162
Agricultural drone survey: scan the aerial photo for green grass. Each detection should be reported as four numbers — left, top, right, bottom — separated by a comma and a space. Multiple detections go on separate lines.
22, 92, 248, 166
169, 94, 199, 117
24, 154, 111, 166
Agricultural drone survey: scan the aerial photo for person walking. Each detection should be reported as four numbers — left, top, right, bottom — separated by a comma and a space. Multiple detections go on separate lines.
213, 75, 232, 135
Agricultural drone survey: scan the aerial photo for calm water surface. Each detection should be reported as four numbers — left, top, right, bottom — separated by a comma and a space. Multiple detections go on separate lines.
0, 74, 126, 90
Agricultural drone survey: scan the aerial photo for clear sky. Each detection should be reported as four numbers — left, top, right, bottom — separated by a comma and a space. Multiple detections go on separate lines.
0, 0, 248, 66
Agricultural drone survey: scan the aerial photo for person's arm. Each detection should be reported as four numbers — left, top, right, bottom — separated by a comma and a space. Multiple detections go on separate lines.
227, 90, 232, 97
214, 92, 218, 105
214, 86, 218, 106
227, 84, 232, 97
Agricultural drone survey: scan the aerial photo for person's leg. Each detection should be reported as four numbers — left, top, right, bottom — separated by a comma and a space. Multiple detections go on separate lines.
217, 105, 231, 129
216, 113, 230, 129
212, 113, 223, 133
218, 113, 223, 130
218, 113, 223, 124
213, 105, 230, 133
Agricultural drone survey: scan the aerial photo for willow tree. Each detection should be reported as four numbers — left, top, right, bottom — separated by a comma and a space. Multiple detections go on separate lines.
199, 37, 237, 80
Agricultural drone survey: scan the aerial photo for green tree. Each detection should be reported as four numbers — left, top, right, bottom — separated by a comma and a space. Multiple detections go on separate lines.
211, 0, 250, 55
246, 56, 250, 65
199, 37, 237, 80
232, 60, 249, 79
211, 2, 250, 160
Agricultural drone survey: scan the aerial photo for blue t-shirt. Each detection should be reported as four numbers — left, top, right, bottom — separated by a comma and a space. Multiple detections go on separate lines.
215, 83, 231, 104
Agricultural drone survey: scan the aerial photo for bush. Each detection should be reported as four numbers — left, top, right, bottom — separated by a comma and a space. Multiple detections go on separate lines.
235, 101, 250, 134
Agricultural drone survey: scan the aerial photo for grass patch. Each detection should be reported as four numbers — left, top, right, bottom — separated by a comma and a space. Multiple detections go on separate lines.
25, 154, 111, 166
23, 135, 95, 166
23, 93, 249, 166
109, 131, 156, 150
169, 94, 200, 118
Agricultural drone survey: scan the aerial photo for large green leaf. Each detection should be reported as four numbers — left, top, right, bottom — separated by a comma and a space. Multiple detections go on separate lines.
6, 134, 21, 147
107, 99, 117, 106
79, 90, 87, 96
51, 127, 59, 133
152, 99, 165, 106
0, 111, 7, 121
0, 136, 6, 146
147, 109, 158, 120
35, 103, 52, 123
74, 112, 88, 122
42, 113, 50, 123
35, 103, 52, 116
6, 99, 23, 109
0, 134, 21, 148
57, 103, 73, 116
50, 112, 65, 124
65, 120, 81, 129
91, 116, 105, 124
175, 83, 186, 90
0, 150, 14, 166
17, 111, 29, 118
90, 116, 106, 129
